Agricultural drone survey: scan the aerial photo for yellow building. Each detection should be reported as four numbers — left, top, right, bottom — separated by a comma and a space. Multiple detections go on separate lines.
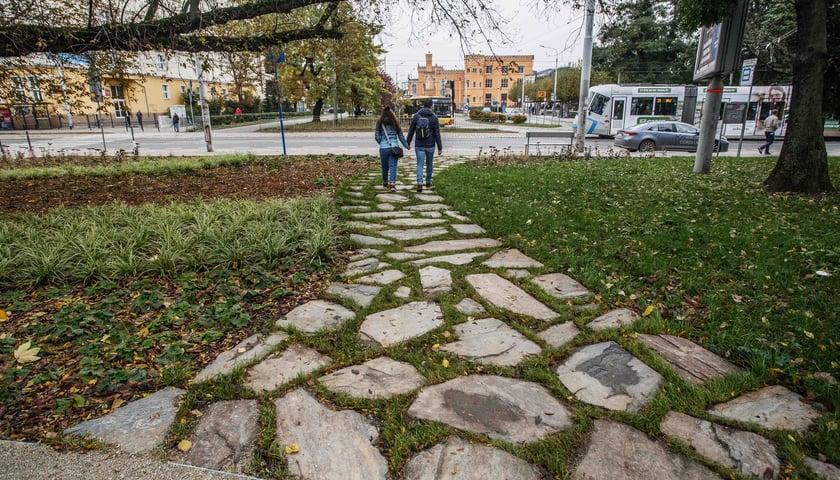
414, 54, 465, 109
0, 52, 258, 129
464, 54, 534, 109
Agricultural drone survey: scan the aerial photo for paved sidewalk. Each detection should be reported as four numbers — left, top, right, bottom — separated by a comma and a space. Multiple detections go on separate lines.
3, 158, 838, 480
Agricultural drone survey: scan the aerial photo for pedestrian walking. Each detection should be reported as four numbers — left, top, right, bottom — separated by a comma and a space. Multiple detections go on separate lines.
406, 98, 443, 192
124, 108, 132, 128
374, 106, 408, 192
172, 113, 180, 132
136, 111, 144, 131
758, 109, 779, 155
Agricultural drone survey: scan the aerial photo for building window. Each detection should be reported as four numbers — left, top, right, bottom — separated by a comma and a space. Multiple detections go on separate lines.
485, 79, 493, 88
28, 76, 43, 101
501, 79, 509, 88
472, 96, 476, 103
162, 84, 170, 100
222, 88, 227, 97
518, 66, 524, 74
156, 54, 166, 70
501, 66, 509, 74
501, 93, 508, 102
11, 76, 27, 100
484, 93, 492, 105
180, 85, 187, 94
485, 65, 492, 74
472, 81, 476, 88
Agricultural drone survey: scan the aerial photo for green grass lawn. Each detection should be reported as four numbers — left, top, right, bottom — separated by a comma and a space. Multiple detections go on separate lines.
435, 154, 840, 462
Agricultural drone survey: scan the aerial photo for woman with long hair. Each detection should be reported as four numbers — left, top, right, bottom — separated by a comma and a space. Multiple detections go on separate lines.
374, 106, 408, 192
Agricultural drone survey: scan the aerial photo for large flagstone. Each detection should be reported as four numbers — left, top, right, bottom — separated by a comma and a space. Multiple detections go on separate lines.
482, 249, 544, 268
276, 300, 356, 334
349, 234, 393, 246
407, 374, 573, 444
245, 344, 331, 393
319, 356, 424, 399
274, 390, 387, 480
638, 334, 740, 385
466, 273, 558, 321
63, 387, 184, 454
531, 273, 591, 299
384, 218, 447, 227
440, 318, 541, 366
378, 227, 449, 241
183, 400, 259, 472
707, 385, 821, 432
419, 265, 452, 298
555, 341, 662, 412
359, 301, 444, 347
405, 238, 502, 253
325, 282, 381, 308
571, 420, 719, 480
403, 437, 545, 480
355, 269, 406, 285
193, 333, 288, 382
410, 252, 486, 266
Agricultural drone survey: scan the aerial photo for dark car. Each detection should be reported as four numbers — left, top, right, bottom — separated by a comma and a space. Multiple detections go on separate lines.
614, 121, 729, 152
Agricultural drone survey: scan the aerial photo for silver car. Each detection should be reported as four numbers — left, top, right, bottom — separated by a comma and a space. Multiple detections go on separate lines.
613, 121, 729, 152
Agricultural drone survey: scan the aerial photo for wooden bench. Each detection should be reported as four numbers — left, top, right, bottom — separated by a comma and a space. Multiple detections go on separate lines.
525, 130, 574, 156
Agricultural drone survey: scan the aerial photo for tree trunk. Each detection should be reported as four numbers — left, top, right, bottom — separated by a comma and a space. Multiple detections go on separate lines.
312, 98, 323, 122
763, 0, 834, 193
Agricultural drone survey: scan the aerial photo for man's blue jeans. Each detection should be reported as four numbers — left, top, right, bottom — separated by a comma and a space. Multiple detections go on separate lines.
415, 147, 435, 185
379, 148, 398, 183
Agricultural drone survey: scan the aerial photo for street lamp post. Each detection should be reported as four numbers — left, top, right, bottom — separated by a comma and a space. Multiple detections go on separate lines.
540, 44, 559, 116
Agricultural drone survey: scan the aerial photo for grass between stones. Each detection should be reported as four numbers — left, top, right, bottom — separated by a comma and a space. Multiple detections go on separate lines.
2, 153, 838, 479
434, 154, 840, 469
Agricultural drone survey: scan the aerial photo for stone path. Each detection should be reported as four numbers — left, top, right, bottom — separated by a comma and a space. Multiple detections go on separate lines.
58, 158, 836, 480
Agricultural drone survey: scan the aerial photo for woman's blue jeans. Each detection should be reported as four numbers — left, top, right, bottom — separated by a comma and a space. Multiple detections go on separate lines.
379, 148, 398, 183
415, 147, 435, 185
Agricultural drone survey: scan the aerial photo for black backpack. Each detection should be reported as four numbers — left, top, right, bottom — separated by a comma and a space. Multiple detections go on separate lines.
417, 116, 430, 139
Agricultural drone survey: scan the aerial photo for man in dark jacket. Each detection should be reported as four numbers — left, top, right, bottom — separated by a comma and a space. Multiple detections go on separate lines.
406, 98, 443, 192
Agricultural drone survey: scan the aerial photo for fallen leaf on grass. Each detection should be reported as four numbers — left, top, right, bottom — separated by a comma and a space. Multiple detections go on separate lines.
642, 305, 654, 317
14, 341, 41, 364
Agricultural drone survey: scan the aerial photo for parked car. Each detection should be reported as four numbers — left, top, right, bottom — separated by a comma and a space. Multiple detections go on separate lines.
613, 121, 729, 152
481, 107, 492, 113
505, 108, 524, 120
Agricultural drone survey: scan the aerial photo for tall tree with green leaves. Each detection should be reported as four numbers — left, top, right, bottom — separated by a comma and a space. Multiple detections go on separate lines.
672, 0, 833, 192
593, 0, 695, 84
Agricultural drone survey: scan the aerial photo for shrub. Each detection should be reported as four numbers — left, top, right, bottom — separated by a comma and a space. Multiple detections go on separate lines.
511, 115, 527, 124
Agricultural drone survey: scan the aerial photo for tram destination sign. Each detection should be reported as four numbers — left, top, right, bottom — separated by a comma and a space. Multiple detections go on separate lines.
693, 0, 748, 81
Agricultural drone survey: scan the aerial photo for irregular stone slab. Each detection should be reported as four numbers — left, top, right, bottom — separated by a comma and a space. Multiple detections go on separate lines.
451, 224, 486, 235
410, 252, 487, 266
586, 308, 639, 330
340, 205, 370, 211
407, 375, 573, 444
245, 344, 331, 393
419, 265, 452, 298
441, 318, 541, 366
344, 257, 390, 276
346, 221, 386, 231
531, 273, 591, 300
194, 333, 288, 382
184, 400, 259, 472
385, 218, 446, 227
277, 300, 356, 334
660, 411, 780, 479
326, 282, 381, 308
349, 185, 363, 191
63, 388, 184, 454
352, 211, 412, 219
414, 193, 445, 202
386, 252, 426, 261
707, 385, 821, 432
274, 389, 387, 480
444, 210, 470, 221
406, 203, 450, 211
379, 227, 449, 241
359, 301, 444, 347
482, 249, 544, 268
349, 248, 381, 261
406, 238, 502, 253
555, 341, 662, 412
455, 298, 486, 316
394, 286, 411, 299
572, 419, 719, 480
506, 269, 530, 279
403, 436, 545, 480
419, 211, 443, 218
375, 193, 409, 203
804, 457, 840, 480
355, 269, 406, 285
638, 334, 741, 385
319, 357, 424, 399
466, 273, 558, 321
377, 203, 396, 211
349, 234, 393, 246
538, 322, 580, 349
345, 191, 364, 197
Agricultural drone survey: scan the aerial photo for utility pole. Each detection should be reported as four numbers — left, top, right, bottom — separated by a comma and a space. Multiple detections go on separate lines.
575, 0, 596, 152
693, 75, 724, 173
540, 45, 559, 116
195, 53, 214, 152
